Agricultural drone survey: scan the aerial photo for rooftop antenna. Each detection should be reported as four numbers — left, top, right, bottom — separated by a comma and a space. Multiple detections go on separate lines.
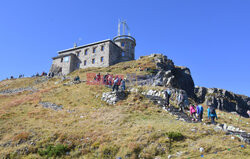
74, 37, 82, 48
118, 19, 130, 36
118, 19, 121, 36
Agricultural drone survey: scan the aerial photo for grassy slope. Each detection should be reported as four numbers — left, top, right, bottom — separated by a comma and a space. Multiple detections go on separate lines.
0, 57, 249, 159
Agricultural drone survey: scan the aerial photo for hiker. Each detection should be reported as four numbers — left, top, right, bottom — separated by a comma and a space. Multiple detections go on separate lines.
207, 105, 218, 124
97, 73, 101, 82
103, 73, 109, 85
177, 93, 184, 112
121, 78, 126, 91
196, 105, 204, 122
189, 104, 196, 121
108, 74, 113, 87
112, 76, 119, 91
164, 88, 171, 107
74, 75, 80, 82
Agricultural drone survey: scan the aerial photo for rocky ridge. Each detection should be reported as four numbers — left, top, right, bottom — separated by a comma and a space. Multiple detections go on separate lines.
139, 54, 249, 117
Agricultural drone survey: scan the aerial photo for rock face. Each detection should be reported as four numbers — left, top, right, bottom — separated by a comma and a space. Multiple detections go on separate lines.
101, 91, 127, 105
151, 54, 195, 98
194, 86, 250, 117
142, 88, 189, 109
148, 54, 249, 118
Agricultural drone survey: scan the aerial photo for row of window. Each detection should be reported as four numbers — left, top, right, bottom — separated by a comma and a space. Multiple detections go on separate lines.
83, 57, 104, 66
76, 45, 104, 57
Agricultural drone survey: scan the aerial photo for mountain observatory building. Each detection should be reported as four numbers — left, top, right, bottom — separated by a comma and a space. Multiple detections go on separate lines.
50, 21, 136, 75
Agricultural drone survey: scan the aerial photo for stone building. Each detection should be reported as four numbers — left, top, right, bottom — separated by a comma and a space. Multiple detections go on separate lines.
50, 23, 136, 75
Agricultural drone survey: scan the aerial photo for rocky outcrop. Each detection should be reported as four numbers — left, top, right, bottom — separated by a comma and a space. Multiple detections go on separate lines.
194, 86, 250, 117
101, 91, 127, 105
141, 88, 189, 109
150, 54, 195, 98
214, 124, 250, 144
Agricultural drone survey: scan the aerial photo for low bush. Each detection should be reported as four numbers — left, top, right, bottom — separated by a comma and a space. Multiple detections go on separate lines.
38, 144, 70, 157
167, 131, 184, 141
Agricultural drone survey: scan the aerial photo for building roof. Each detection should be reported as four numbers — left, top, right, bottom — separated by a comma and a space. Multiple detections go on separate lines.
52, 53, 76, 60
58, 39, 120, 54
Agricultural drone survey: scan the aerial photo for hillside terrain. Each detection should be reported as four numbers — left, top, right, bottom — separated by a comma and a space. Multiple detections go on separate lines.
0, 54, 249, 158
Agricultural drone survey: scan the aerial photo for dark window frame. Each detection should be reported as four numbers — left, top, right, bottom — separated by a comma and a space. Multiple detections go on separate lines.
85, 49, 88, 55
93, 47, 96, 53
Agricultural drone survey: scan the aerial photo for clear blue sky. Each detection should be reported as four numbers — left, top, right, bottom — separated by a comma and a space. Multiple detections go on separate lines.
0, 0, 249, 96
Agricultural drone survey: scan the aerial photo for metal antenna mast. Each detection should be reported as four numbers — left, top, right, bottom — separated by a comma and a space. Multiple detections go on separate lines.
118, 19, 121, 36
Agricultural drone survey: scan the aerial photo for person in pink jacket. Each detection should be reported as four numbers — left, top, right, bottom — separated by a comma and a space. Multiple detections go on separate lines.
189, 104, 196, 121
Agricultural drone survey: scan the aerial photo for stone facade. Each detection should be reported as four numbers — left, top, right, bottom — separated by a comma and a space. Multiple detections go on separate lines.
50, 36, 136, 75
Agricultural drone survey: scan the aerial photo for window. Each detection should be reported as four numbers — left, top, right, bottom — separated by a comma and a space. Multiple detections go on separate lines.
92, 58, 95, 64
100, 57, 104, 62
93, 47, 96, 53
121, 42, 125, 47
63, 56, 69, 62
85, 49, 88, 55
101, 46, 104, 51
122, 52, 125, 57
84, 60, 87, 66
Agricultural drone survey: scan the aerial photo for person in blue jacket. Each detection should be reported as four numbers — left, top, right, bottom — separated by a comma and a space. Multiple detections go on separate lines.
196, 105, 203, 122
207, 105, 218, 124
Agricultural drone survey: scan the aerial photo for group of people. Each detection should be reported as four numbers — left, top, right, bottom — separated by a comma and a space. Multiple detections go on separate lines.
164, 88, 218, 124
94, 73, 126, 92
190, 104, 218, 124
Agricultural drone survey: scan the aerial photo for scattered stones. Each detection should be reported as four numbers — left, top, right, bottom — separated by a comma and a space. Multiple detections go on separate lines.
216, 124, 250, 144
63, 80, 81, 86
34, 76, 49, 85
101, 91, 127, 105
168, 155, 173, 159
0, 87, 36, 95
39, 102, 63, 111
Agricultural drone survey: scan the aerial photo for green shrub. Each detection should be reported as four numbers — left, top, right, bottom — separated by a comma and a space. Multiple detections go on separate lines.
167, 132, 184, 153
167, 132, 184, 141
38, 144, 70, 157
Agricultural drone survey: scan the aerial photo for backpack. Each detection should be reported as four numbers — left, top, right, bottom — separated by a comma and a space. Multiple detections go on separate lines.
210, 107, 216, 114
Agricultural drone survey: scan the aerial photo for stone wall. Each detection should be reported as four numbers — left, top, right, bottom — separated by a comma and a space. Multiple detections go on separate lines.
114, 38, 135, 62
78, 41, 110, 68
109, 42, 123, 65
51, 38, 136, 75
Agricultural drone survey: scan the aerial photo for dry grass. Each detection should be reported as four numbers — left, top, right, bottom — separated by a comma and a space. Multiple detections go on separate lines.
0, 57, 249, 158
